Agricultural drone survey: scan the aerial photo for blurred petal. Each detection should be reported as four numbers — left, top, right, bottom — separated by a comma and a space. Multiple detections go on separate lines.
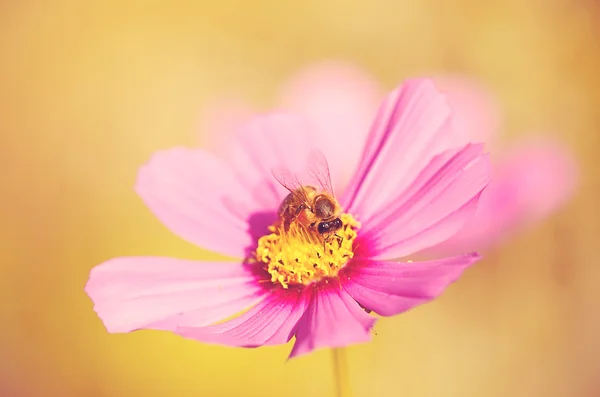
358, 144, 490, 260
289, 281, 376, 358
177, 287, 308, 347
278, 61, 384, 192
135, 147, 268, 258
432, 76, 501, 144
228, 113, 318, 210
431, 139, 578, 254
200, 99, 255, 154
343, 78, 465, 217
341, 254, 480, 316
85, 257, 265, 333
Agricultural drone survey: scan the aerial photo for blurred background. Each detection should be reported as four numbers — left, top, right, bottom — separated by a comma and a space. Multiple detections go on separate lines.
1, 1, 598, 396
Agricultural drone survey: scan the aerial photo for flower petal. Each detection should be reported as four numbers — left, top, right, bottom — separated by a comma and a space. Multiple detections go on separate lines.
136, 147, 272, 258
278, 61, 384, 192
177, 287, 309, 348
200, 98, 255, 154
359, 144, 490, 259
228, 113, 318, 208
289, 281, 376, 358
341, 253, 480, 316
430, 139, 578, 254
342, 78, 463, 217
84, 257, 265, 333
432, 76, 501, 145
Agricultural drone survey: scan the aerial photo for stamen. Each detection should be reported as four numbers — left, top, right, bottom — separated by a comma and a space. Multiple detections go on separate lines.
254, 214, 360, 288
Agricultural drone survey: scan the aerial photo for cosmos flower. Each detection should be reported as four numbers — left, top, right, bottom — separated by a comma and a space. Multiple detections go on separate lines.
203, 62, 577, 255
85, 78, 491, 358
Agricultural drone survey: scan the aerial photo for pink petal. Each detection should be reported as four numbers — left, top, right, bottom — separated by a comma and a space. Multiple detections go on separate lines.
432, 76, 501, 145
177, 287, 309, 347
228, 113, 318, 207
342, 78, 465, 218
341, 253, 480, 316
278, 61, 384, 192
430, 139, 578, 254
289, 281, 376, 358
358, 144, 490, 260
135, 147, 272, 258
84, 257, 266, 333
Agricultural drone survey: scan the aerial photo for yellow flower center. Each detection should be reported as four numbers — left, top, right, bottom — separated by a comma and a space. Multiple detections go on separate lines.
254, 213, 360, 288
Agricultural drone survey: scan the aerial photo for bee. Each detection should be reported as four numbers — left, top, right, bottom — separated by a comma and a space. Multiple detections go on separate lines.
272, 151, 344, 243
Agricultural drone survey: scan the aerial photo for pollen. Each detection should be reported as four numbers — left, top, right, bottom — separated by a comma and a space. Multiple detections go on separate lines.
254, 213, 360, 288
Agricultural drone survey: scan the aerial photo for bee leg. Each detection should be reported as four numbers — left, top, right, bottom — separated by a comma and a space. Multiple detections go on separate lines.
322, 234, 329, 251
322, 233, 333, 251
295, 204, 307, 216
334, 234, 343, 246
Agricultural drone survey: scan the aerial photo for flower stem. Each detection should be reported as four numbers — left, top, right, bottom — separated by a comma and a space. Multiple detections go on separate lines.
332, 347, 352, 397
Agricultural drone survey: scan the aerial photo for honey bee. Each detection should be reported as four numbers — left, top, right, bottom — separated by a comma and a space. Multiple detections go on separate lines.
272, 151, 344, 243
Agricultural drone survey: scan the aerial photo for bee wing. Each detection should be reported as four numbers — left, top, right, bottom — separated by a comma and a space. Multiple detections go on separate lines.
305, 150, 335, 197
271, 150, 334, 201
271, 166, 312, 203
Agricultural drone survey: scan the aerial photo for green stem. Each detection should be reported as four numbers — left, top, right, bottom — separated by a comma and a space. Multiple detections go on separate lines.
332, 348, 352, 397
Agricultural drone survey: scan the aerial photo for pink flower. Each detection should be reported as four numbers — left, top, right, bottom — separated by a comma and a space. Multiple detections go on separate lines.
202, 62, 577, 255
85, 78, 491, 358
426, 77, 578, 254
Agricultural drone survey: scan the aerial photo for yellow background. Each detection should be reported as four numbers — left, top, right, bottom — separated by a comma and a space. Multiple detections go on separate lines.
1, 1, 598, 396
